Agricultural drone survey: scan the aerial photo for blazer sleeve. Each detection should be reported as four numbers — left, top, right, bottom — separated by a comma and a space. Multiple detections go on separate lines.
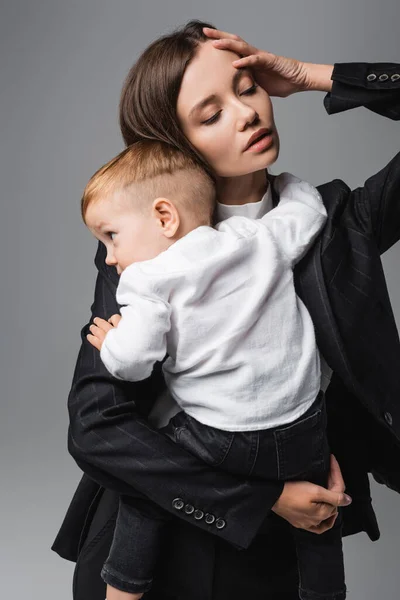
323, 62, 400, 253
324, 62, 400, 119
67, 240, 283, 550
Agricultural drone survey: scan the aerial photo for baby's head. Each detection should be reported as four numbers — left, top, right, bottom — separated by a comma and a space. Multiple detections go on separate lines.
82, 140, 215, 274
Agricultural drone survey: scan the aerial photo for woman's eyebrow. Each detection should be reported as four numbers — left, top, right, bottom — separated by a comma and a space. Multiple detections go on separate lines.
189, 69, 250, 119
189, 94, 218, 119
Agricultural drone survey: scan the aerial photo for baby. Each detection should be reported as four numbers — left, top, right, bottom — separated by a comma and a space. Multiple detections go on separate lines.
83, 140, 346, 600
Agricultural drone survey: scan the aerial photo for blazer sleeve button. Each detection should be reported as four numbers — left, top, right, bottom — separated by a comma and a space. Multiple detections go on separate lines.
194, 509, 204, 520
172, 498, 184, 510
367, 73, 377, 81
384, 411, 393, 426
205, 513, 215, 525
184, 504, 195, 515
391, 74, 400, 81
378, 73, 389, 81
215, 518, 226, 530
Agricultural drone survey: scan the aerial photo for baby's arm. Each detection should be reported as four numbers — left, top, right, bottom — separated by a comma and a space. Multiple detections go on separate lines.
98, 266, 171, 381
261, 173, 327, 265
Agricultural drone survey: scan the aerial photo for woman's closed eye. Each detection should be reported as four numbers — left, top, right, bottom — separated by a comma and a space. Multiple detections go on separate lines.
200, 84, 259, 126
240, 83, 258, 96
202, 110, 222, 126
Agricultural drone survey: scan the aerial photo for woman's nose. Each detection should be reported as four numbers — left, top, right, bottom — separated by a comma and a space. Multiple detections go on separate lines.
238, 104, 259, 131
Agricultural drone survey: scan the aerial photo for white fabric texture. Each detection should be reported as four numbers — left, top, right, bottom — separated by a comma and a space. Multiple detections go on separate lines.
100, 173, 327, 431
216, 181, 333, 395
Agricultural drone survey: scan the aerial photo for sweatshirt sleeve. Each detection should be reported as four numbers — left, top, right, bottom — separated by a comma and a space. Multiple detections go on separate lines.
100, 265, 171, 381
260, 173, 327, 265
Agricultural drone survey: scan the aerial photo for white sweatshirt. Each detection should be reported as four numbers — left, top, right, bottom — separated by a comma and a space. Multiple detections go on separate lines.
100, 173, 327, 431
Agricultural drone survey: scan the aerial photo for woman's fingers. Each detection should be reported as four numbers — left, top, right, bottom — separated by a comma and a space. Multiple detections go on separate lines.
232, 53, 277, 70
202, 27, 242, 41
308, 512, 338, 535
211, 37, 255, 57
313, 486, 352, 509
272, 481, 341, 532
327, 454, 346, 493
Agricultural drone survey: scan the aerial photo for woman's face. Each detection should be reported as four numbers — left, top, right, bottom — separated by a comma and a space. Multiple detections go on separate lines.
176, 41, 280, 178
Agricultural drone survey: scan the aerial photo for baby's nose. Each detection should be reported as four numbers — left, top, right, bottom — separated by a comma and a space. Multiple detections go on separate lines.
105, 253, 116, 266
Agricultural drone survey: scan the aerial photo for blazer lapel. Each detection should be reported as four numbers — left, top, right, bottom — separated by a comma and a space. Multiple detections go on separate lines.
294, 243, 357, 393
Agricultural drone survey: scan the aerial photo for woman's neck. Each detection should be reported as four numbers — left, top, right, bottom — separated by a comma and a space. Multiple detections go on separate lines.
216, 170, 268, 206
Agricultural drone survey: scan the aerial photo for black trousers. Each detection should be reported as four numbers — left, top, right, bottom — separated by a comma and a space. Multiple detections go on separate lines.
72, 486, 302, 600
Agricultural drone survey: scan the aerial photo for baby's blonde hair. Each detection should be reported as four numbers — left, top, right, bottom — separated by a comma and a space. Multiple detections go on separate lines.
81, 140, 216, 225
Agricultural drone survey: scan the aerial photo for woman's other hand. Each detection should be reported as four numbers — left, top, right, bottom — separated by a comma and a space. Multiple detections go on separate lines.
203, 27, 333, 96
271, 454, 352, 534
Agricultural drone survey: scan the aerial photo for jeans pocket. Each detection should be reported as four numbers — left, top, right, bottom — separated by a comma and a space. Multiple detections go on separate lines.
274, 399, 328, 480
177, 414, 236, 468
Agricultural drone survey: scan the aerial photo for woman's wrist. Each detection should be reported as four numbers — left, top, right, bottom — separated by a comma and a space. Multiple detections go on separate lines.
303, 62, 334, 93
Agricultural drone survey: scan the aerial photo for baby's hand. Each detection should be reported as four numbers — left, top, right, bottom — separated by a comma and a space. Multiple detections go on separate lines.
106, 583, 143, 600
87, 314, 121, 351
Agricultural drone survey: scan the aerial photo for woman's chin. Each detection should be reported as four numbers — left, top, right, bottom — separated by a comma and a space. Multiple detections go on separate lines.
249, 146, 280, 173
216, 147, 280, 178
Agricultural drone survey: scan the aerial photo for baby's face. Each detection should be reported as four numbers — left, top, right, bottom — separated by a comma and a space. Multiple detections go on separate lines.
85, 193, 161, 274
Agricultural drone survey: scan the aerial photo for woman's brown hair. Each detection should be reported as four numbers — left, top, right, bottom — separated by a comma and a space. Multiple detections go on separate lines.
119, 20, 216, 178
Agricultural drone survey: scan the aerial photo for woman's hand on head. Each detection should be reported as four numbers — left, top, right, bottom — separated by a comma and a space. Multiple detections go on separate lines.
271, 454, 352, 534
203, 27, 333, 96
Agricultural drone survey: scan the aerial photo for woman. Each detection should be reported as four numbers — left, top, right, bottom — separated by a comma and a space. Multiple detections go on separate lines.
52, 20, 400, 600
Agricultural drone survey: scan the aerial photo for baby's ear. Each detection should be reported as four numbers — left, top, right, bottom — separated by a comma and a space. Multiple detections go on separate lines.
152, 197, 180, 238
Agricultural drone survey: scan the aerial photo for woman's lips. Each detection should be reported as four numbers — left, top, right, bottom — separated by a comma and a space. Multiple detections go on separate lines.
244, 128, 274, 153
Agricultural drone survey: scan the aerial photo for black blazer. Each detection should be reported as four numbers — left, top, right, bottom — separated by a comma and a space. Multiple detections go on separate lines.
52, 62, 400, 562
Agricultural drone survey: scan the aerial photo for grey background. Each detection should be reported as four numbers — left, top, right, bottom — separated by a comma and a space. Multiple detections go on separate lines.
1, 0, 399, 597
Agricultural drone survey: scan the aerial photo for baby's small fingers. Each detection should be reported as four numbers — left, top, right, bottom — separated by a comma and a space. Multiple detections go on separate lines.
89, 323, 107, 341
108, 314, 121, 327
89, 323, 101, 337
93, 317, 113, 332
86, 333, 101, 351
203, 27, 242, 41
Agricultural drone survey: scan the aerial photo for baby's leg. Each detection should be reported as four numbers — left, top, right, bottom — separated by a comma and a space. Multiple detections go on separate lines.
272, 391, 346, 599
101, 494, 170, 596
292, 510, 346, 600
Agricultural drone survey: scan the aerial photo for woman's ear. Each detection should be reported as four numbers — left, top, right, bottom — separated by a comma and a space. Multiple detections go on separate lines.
152, 197, 180, 238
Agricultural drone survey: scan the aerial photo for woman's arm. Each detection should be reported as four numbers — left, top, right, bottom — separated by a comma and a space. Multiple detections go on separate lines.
203, 28, 400, 249
203, 28, 400, 116
323, 62, 400, 119
68, 240, 283, 550
323, 63, 400, 253
68, 241, 349, 548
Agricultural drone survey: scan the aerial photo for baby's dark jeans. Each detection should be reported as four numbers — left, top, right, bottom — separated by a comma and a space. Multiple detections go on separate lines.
102, 391, 346, 600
